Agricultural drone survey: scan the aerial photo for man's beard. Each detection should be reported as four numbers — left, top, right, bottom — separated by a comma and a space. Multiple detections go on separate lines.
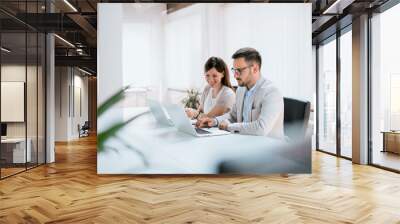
236, 78, 245, 87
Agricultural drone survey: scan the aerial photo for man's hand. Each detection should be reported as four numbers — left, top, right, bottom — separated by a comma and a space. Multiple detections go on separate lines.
197, 113, 206, 119
196, 117, 215, 128
218, 120, 229, 131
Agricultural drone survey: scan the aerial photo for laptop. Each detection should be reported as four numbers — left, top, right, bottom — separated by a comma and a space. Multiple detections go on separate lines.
147, 99, 174, 126
165, 104, 230, 137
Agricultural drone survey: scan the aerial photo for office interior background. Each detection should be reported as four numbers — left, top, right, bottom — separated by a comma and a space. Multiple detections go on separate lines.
0, 0, 400, 222
0, 0, 98, 179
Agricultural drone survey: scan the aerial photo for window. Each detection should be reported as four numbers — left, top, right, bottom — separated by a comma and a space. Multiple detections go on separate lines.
370, 2, 400, 171
317, 37, 337, 154
340, 29, 352, 158
0, 1, 47, 179
390, 74, 400, 130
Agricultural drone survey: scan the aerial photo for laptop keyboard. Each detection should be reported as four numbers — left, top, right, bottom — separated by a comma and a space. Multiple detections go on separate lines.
195, 127, 211, 134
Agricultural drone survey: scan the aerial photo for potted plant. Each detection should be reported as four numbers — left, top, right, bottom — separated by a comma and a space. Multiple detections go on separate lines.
181, 88, 200, 109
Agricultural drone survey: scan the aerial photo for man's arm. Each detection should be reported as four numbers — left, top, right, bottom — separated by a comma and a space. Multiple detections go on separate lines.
215, 97, 238, 125
196, 100, 237, 128
227, 89, 283, 136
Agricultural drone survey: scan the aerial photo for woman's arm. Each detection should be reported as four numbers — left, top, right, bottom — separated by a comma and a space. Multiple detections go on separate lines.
201, 87, 235, 118
202, 106, 228, 118
186, 86, 207, 119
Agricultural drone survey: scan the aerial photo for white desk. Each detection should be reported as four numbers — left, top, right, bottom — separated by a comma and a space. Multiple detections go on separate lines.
1, 138, 32, 163
98, 107, 311, 174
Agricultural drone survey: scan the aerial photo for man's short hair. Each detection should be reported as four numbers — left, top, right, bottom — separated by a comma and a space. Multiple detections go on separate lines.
232, 47, 262, 69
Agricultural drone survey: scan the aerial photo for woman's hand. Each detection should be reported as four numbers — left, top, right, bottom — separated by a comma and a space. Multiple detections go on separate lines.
185, 108, 198, 119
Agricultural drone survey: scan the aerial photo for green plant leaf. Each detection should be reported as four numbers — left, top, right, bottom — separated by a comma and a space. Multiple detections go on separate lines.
97, 85, 130, 117
97, 111, 149, 152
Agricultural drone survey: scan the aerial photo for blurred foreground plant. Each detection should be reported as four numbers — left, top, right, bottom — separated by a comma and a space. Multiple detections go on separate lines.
97, 85, 149, 166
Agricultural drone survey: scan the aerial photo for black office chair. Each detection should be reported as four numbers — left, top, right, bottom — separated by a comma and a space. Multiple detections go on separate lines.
218, 98, 311, 175
217, 136, 312, 174
79, 121, 90, 138
283, 97, 311, 141
217, 97, 312, 174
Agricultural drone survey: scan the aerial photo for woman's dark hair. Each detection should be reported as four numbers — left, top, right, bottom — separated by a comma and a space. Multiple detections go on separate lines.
204, 57, 232, 89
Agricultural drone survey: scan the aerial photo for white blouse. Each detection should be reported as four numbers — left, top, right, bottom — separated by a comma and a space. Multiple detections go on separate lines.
200, 85, 235, 115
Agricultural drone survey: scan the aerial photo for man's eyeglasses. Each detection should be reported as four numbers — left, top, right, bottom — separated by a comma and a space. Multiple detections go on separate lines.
231, 65, 253, 76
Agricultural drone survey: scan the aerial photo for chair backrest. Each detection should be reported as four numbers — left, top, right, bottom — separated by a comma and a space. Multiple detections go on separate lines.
283, 97, 311, 140
82, 121, 90, 129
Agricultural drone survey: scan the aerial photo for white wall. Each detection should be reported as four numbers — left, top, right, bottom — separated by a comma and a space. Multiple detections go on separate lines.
55, 67, 68, 141
98, 4, 125, 106
1, 77, 24, 123
72, 74, 89, 138
78, 75, 89, 125
1, 65, 36, 137
1, 63, 47, 163
55, 67, 89, 141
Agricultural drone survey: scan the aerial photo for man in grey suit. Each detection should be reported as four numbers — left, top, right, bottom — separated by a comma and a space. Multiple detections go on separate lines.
196, 47, 284, 138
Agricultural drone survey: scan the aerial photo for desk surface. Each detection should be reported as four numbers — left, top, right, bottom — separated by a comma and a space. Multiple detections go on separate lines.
1, 138, 26, 143
381, 131, 400, 134
98, 107, 311, 174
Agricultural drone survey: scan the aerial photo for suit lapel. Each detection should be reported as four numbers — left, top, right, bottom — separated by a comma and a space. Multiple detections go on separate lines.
246, 77, 266, 122
237, 89, 245, 122
237, 77, 266, 122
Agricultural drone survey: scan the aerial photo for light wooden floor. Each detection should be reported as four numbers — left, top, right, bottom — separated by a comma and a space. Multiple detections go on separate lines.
0, 167, 26, 178
373, 151, 400, 171
1, 136, 400, 223
1, 164, 44, 178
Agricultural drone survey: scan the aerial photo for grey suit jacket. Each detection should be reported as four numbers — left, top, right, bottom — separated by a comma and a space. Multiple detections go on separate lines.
215, 77, 284, 138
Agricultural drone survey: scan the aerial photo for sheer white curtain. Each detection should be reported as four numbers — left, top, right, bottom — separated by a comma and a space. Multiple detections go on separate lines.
164, 4, 208, 103
221, 3, 313, 100
100, 3, 313, 106
122, 4, 166, 104
164, 3, 313, 102
164, 5, 205, 100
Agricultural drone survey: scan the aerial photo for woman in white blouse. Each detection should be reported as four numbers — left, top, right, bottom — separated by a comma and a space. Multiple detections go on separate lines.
186, 57, 236, 119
